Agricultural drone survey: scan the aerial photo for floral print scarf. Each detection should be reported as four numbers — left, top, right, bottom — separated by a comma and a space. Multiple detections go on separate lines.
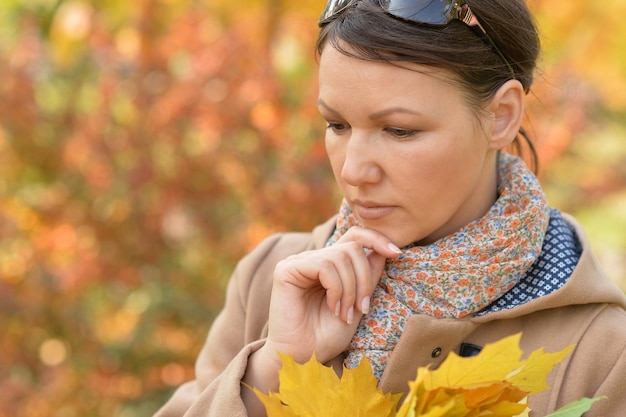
326, 153, 551, 379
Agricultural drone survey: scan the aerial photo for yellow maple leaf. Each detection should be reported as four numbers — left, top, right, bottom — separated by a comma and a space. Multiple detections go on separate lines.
251, 352, 402, 417
253, 334, 575, 417
398, 333, 573, 417
396, 381, 528, 417
507, 345, 574, 394
420, 333, 572, 395
422, 333, 525, 390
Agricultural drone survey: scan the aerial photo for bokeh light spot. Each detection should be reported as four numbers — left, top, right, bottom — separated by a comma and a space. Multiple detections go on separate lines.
39, 338, 68, 366
160, 363, 187, 386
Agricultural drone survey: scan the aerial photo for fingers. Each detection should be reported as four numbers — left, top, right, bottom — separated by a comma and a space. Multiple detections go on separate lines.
277, 244, 369, 324
287, 226, 402, 324
336, 226, 403, 259
273, 226, 403, 325
321, 241, 372, 323
335, 226, 402, 318
274, 246, 368, 324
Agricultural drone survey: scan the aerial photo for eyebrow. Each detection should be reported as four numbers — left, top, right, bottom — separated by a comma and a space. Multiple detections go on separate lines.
317, 99, 340, 117
369, 107, 423, 120
317, 99, 422, 120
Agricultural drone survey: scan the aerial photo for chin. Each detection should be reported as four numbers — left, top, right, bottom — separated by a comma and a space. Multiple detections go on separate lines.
369, 227, 417, 249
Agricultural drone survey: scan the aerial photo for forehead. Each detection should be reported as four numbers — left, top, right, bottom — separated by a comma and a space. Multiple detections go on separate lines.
318, 44, 465, 107
319, 41, 489, 119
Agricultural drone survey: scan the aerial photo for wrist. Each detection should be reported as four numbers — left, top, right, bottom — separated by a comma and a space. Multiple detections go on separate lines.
242, 343, 282, 417
243, 342, 282, 393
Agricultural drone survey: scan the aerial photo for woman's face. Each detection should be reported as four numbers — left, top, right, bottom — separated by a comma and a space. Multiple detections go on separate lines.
318, 44, 500, 247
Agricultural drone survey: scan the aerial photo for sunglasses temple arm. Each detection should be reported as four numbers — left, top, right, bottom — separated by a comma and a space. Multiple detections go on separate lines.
463, 10, 516, 82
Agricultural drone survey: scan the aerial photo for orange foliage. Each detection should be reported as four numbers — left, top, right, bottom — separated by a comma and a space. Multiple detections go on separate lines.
0, 0, 624, 416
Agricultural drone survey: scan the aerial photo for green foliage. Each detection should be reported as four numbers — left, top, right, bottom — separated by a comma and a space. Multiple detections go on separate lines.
0, 0, 624, 416
545, 397, 607, 417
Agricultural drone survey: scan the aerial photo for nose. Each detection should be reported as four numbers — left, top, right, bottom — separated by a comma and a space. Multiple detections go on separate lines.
339, 132, 382, 186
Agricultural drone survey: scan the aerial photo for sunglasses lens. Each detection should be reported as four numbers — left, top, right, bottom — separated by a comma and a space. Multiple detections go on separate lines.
320, 0, 355, 22
385, 0, 454, 24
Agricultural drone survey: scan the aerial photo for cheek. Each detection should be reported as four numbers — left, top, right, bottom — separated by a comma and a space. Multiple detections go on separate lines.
399, 138, 482, 199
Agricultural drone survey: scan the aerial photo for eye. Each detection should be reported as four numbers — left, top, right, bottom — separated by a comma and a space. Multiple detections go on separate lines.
385, 127, 419, 139
326, 122, 350, 134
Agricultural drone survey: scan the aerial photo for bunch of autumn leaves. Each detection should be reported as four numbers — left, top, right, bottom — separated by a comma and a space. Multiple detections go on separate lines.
250, 334, 603, 417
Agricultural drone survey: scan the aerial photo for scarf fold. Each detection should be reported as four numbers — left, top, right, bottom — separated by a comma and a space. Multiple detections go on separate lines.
325, 153, 550, 379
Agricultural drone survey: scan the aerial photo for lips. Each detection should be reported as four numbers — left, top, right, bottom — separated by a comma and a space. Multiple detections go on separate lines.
352, 200, 395, 220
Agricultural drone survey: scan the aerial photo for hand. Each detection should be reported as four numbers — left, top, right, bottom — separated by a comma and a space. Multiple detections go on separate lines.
264, 226, 402, 365
242, 226, 402, 416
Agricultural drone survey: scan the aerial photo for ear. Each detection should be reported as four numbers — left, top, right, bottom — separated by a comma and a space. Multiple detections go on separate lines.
486, 80, 525, 150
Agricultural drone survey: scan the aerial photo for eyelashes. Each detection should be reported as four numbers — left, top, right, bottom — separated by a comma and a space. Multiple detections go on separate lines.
326, 122, 420, 140
384, 127, 419, 139
326, 122, 348, 133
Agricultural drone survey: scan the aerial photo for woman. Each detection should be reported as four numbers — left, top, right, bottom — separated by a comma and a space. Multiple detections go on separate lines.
155, 0, 626, 415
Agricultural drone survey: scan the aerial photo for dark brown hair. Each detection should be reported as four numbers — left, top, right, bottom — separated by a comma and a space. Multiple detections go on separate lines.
316, 0, 540, 171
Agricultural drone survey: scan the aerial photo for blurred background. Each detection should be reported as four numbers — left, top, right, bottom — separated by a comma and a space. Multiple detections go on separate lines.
0, 0, 624, 416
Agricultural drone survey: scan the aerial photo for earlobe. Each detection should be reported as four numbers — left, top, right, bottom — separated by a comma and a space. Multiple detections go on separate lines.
487, 80, 525, 150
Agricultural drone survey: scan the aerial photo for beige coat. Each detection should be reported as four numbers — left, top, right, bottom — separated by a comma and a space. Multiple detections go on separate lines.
154, 214, 626, 416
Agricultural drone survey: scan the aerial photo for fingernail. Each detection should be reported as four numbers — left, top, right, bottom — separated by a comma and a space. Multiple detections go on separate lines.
335, 301, 341, 317
347, 306, 354, 325
361, 296, 370, 315
388, 243, 402, 254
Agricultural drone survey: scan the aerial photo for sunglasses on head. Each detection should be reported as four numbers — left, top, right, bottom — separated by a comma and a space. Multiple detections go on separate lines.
319, 0, 515, 79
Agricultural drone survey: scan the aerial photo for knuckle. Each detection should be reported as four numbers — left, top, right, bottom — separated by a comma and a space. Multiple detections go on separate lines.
341, 240, 364, 253
318, 257, 336, 270
274, 258, 288, 273
343, 291, 356, 302
335, 248, 354, 262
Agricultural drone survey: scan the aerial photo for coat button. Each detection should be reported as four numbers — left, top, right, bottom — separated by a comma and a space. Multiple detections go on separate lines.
431, 347, 442, 358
